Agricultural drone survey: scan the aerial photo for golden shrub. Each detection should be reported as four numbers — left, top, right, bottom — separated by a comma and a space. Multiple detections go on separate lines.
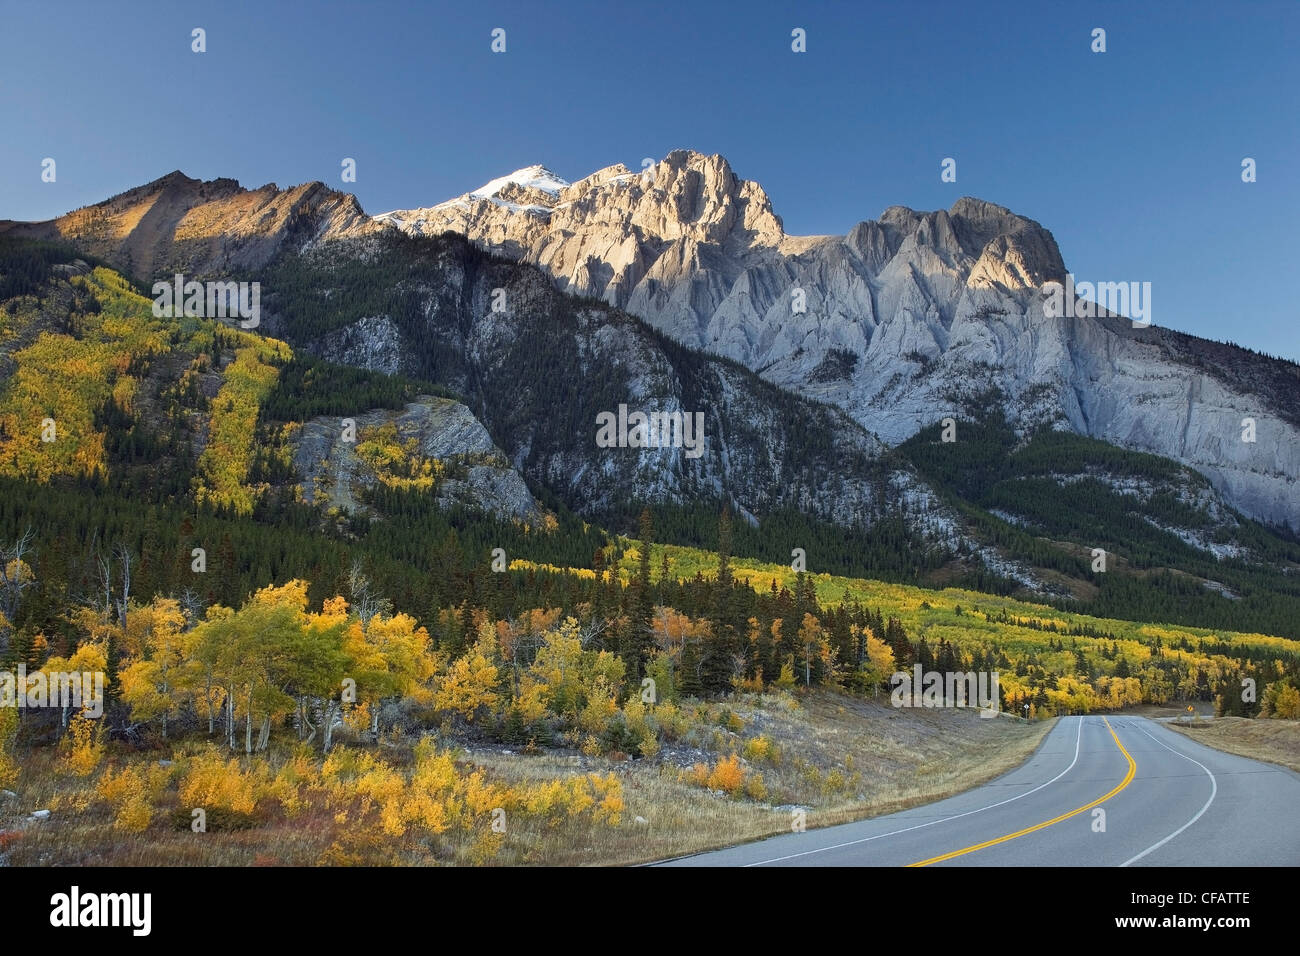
114, 796, 151, 833
706, 754, 746, 794
62, 711, 105, 777
177, 748, 264, 815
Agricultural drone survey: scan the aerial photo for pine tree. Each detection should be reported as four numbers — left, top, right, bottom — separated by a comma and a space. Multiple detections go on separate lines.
634, 510, 655, 659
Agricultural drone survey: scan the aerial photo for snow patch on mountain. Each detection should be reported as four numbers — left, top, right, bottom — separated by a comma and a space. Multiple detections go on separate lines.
468, 165, 568, 199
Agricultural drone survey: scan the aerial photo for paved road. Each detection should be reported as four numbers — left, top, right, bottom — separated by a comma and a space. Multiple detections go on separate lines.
660, 716, 1300, 866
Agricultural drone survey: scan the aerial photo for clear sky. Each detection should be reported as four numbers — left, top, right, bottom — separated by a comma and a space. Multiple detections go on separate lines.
1, 0, 1296, 359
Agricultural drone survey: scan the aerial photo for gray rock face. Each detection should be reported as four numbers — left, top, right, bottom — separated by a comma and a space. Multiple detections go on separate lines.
315, 315, 406, 376
278, 234, 998, 582
379, 151, 1300, 529
291, 397, 541, 525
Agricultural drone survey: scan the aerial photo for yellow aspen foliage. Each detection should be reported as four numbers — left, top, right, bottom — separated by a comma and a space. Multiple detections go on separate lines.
577, 676, 620, 735
651, 701, 689, 739
354, 763, 404, 806
620, 696, 659, 757
523, 778, 567, 816
864, 628, 896, 680
706, 753, 746, 793
344, 701, 373, 735
379, 795, 408, 837
0, 706, 19, 789
193, 344, 282, 515
114, 794, 152, 833
350, 611, 437, 712
742, 734, 778, 764
401, 790, 449, 834
96, 764, 141, 805
562, 776, 595, 817
409, 739, 459, 794
687, 753, 759, 799
1262, 681, 1300, 718
522, 619, 585, 718
62, 710, 105, 776
177, 748, 264, 815
268, 749, 319, 816
354, 422, 444, 490
1277, 685, 1300, 718
775, 655, 797, 690
433, 633, 500, 722
119, 597, 190, 737
467, 831, 505, 865
587, 773, 624, 825
463, 769, 510, 816
97, 761, 172, 811
510, 683, 549, 724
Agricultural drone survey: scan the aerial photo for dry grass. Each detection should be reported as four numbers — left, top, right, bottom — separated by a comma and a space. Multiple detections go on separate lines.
0, 690, 1054, 867
1165, 716, 1300, 773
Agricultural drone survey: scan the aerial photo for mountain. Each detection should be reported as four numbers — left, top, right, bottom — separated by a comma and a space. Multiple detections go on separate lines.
376, 163, 571, 235
246, 229, 1300, 631
0, 170, 377, 279
255, 231, 964, 562
379, 150, 1300, 532
4, 165, 1300, 635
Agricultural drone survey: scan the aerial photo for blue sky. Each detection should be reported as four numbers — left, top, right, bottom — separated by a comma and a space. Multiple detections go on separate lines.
2, 0, 1296, 359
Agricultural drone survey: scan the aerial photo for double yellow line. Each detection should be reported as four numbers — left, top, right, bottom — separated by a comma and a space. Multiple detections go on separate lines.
907, 717, 1137, 867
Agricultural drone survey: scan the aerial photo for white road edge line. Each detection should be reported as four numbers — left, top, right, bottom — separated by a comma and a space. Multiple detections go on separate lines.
1119, 721, 1217, 867
741, 715, 1086, 867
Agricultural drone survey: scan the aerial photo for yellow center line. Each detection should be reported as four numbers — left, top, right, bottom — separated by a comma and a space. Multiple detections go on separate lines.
906, 717, 1137, 867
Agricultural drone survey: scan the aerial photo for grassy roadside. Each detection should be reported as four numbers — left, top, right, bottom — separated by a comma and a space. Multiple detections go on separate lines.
1164, 716, 1300, 773
1, 691, 1055, 866
472, 692, 1056, 865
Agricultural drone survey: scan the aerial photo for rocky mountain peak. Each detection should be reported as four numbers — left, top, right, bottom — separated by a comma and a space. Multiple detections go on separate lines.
373, 151, 1298, 530
2, 172, 379, 280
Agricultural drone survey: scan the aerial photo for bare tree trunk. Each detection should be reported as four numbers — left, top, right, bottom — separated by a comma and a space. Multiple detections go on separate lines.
302, 702, 317, 747
322, 700, 339, 753
206, 680, 215, 736
114, 543, 132, 630
98, 553, 113, 619
226, 685, 235, 749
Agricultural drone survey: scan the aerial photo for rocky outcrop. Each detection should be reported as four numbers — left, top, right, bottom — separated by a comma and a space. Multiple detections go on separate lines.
379, 150, 1300, 529
291, 397, 542, 525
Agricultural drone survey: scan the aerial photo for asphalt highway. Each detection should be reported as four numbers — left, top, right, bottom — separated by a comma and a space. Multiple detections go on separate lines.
660, 716, 1300, 866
